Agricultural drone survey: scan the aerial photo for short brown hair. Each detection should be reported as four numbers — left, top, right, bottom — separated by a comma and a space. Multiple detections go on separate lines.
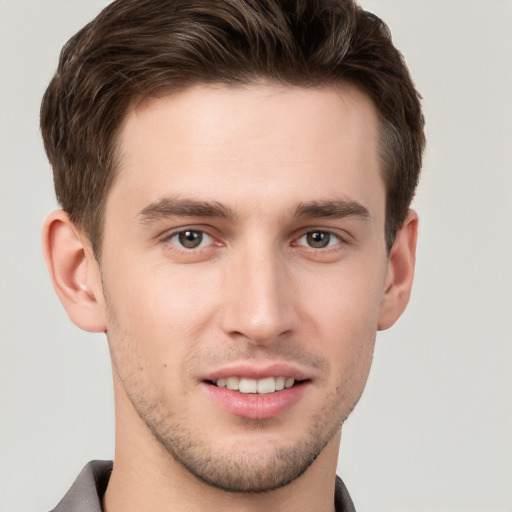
41, 0, 425, 257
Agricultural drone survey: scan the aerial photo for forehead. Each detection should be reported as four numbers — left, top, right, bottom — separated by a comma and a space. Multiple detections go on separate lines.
123, 82, 380, 162
109, 82, 384, 221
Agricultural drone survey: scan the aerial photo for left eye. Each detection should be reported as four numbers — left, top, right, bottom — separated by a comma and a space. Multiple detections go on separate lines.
169, 230, 213, 249
295, 231, 340, 249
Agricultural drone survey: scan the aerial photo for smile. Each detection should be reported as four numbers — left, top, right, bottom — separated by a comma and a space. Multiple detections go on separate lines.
201, 364, 311, 418
213, 376, 296, 394
203, 378, 309, 420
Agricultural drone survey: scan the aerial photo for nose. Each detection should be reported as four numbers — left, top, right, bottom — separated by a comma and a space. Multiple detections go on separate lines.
220, 242, 297, 345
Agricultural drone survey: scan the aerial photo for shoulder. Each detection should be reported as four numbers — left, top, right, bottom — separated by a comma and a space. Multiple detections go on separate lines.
50, 460, 113, 512
334, 475, 357, 512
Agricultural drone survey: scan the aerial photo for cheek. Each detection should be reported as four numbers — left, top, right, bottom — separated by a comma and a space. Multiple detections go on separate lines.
103, 265, 218, 370
302, 257, 386, 331
299, 260, 385, 376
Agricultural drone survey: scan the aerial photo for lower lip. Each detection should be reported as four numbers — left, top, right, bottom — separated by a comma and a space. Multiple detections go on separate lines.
201, 382, 309, 420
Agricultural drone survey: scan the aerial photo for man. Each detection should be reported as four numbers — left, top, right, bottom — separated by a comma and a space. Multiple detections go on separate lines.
40, 0, 425, 510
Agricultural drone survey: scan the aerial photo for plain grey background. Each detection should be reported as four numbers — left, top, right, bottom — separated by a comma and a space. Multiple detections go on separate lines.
1, 1, 511, 511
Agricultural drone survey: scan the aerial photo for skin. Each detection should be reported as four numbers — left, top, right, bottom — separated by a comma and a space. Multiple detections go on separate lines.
43, 83, 418, 512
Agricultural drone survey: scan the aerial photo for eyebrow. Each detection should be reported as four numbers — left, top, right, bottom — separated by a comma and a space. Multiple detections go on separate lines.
138, 197, 236, 223
294, 199, 370, 220
137, 196, 370, 224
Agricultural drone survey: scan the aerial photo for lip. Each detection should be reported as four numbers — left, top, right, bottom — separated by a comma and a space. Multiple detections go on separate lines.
201, 380, 309, 420
200, 363, 311, 420
201, 363, 311, 382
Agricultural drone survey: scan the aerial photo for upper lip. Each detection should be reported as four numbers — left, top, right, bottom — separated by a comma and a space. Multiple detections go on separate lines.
200, 363, 312, 382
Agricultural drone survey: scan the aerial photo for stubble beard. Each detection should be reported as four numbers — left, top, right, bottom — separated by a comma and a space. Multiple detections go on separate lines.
109, 334, 364, 494
128, 385, 354, 494
104, 292, 368, 494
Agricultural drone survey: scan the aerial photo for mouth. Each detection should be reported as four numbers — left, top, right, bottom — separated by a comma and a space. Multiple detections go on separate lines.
200, 364, 312, 419
206, 376, 307, 395
201, 373, 310, 419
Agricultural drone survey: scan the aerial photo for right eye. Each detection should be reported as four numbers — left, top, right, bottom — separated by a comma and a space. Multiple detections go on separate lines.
167, 229, 214, 250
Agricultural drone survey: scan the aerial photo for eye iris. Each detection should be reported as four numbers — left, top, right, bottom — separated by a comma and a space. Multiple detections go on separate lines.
178, 230, 203, 249
307, 231, 330, 248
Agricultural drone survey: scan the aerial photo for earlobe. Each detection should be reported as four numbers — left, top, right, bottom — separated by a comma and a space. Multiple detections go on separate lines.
42, 210, 106, 333
378, 210, 418, 331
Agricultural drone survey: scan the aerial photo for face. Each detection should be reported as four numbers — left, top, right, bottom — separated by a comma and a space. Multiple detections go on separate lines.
99, 83, 389, 492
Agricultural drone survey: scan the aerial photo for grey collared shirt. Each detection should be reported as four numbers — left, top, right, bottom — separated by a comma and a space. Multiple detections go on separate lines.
51, 460, 356, 511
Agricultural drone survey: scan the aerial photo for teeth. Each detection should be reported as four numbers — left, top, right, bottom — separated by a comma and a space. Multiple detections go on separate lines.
239, 378, 257, 393
257, 377, 275, 394
275, 376, 285, 391
215, 376, 297, 394
284, 377, 295, 389
226, 377, 239, 391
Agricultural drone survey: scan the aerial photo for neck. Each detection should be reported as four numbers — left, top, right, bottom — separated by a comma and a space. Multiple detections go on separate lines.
103, 378, 340, 512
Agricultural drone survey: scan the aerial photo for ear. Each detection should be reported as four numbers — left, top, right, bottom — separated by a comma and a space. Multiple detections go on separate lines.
378, 210, 418, 331
42, 210, 106, 332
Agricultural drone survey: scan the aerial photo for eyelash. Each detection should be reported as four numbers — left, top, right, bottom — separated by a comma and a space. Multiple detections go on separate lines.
164, 229, 217, 251
162, 227, 346, 254
293, 231, 343, 250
